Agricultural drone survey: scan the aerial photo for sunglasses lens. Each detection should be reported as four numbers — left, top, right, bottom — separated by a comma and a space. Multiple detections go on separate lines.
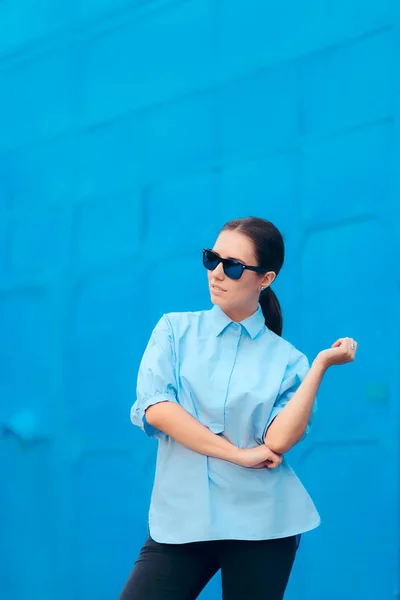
224, 262, 243, 280
203, 250, 244, 280
203, 250, 220, 271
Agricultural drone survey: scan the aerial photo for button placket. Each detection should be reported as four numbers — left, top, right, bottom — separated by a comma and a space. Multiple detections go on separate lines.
209, 326, 242, 432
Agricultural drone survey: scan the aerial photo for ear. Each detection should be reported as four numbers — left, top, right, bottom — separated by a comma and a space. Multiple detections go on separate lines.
262, 271, 276, 288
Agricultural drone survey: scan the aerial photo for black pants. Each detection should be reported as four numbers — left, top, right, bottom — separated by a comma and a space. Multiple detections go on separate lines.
120, 534, 300, 600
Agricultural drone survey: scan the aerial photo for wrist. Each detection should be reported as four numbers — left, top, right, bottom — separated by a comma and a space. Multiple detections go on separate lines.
312, 354, 329, 374
231, 447, 244, 466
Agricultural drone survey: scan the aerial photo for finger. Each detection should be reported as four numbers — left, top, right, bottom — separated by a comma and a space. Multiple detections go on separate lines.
266, 455, 281, 465
333, 337, 355, 349
268, 450, 281, 460
266, 456, 282, 468
266, 460, 280, 469
331, 338, 346, 348
343, 338, 356, 362
349, 338, 358, 355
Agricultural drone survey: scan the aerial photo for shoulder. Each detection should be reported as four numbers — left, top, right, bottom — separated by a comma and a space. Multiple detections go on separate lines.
156, 310, 209, 333
164, 309, 205, 322
268, 330, 309, 366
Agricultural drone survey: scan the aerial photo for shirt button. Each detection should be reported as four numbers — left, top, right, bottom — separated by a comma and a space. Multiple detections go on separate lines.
232, 323, 240, 330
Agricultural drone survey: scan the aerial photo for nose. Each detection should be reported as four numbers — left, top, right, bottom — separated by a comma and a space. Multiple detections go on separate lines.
212, 262, 225, 279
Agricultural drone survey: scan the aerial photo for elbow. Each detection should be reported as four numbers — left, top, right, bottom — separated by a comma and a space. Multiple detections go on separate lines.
144, 404, 160, 426
263, 423, 292, 454
144, 401, 171, 427
265, 437, 291, 454
264, 430, 305, 454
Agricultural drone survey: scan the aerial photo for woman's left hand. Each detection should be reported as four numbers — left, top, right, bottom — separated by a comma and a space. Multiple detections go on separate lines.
315, 337, 358, 369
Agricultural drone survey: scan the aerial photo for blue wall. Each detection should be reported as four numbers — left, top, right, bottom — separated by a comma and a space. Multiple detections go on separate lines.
0, 1, 399, 599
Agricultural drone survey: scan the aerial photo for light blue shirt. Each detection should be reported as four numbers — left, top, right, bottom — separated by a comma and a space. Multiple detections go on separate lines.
130, 304, 321, 544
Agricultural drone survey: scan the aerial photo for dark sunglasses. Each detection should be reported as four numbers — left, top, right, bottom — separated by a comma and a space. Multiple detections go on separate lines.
202, 249, 267, 280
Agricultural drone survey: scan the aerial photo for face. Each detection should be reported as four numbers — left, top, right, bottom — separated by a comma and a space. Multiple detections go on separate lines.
207, 229, 276, 321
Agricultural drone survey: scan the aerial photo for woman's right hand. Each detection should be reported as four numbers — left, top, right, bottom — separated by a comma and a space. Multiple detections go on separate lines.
236, 445, 283, 469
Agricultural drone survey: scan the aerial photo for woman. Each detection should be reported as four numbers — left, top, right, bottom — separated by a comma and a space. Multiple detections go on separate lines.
120, 217, 357, 600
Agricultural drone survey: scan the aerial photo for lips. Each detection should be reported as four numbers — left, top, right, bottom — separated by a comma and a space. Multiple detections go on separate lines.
211, 284, 227, 293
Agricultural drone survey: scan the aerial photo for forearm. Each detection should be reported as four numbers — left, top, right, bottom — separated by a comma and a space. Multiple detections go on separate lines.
264, 358, 326, 453
145, 401, 241, 463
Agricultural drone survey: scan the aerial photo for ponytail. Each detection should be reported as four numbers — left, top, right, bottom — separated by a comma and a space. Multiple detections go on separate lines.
220, 217, 285, 335
259, 287, 282, 336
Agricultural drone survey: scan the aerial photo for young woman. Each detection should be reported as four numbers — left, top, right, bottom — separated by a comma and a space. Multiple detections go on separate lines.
120, 217, 357, 600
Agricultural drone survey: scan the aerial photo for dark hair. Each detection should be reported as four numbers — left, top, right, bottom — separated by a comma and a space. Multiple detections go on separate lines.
220, 217, 285, 336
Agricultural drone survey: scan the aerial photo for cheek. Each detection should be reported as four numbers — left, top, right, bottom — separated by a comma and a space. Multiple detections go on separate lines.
236, 276, 258, 296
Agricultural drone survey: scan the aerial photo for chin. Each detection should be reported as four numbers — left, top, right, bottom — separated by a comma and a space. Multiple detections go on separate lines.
209, 293, 227, 307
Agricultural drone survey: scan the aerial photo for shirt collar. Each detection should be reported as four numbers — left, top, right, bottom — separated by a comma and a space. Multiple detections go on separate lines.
210, 304, 265, 339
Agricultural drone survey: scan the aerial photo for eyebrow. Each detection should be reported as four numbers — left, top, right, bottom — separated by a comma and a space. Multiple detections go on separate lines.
212, 250, 246, 265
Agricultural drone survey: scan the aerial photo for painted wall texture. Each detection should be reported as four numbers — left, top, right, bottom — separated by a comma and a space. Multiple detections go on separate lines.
0, 1, 399, 599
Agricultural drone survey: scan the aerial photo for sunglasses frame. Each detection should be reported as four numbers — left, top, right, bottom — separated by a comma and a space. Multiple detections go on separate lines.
202, 248, 268, 280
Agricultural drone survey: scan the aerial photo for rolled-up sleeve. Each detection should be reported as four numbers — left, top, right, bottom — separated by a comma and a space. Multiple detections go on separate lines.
130, 314, 178, 440
264, 348, 317, 442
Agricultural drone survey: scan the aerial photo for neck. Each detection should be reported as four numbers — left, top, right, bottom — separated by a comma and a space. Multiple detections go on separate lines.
221, 302, 259, 323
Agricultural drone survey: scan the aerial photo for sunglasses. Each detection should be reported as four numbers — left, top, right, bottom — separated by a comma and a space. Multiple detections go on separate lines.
202, 249, 267, 280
